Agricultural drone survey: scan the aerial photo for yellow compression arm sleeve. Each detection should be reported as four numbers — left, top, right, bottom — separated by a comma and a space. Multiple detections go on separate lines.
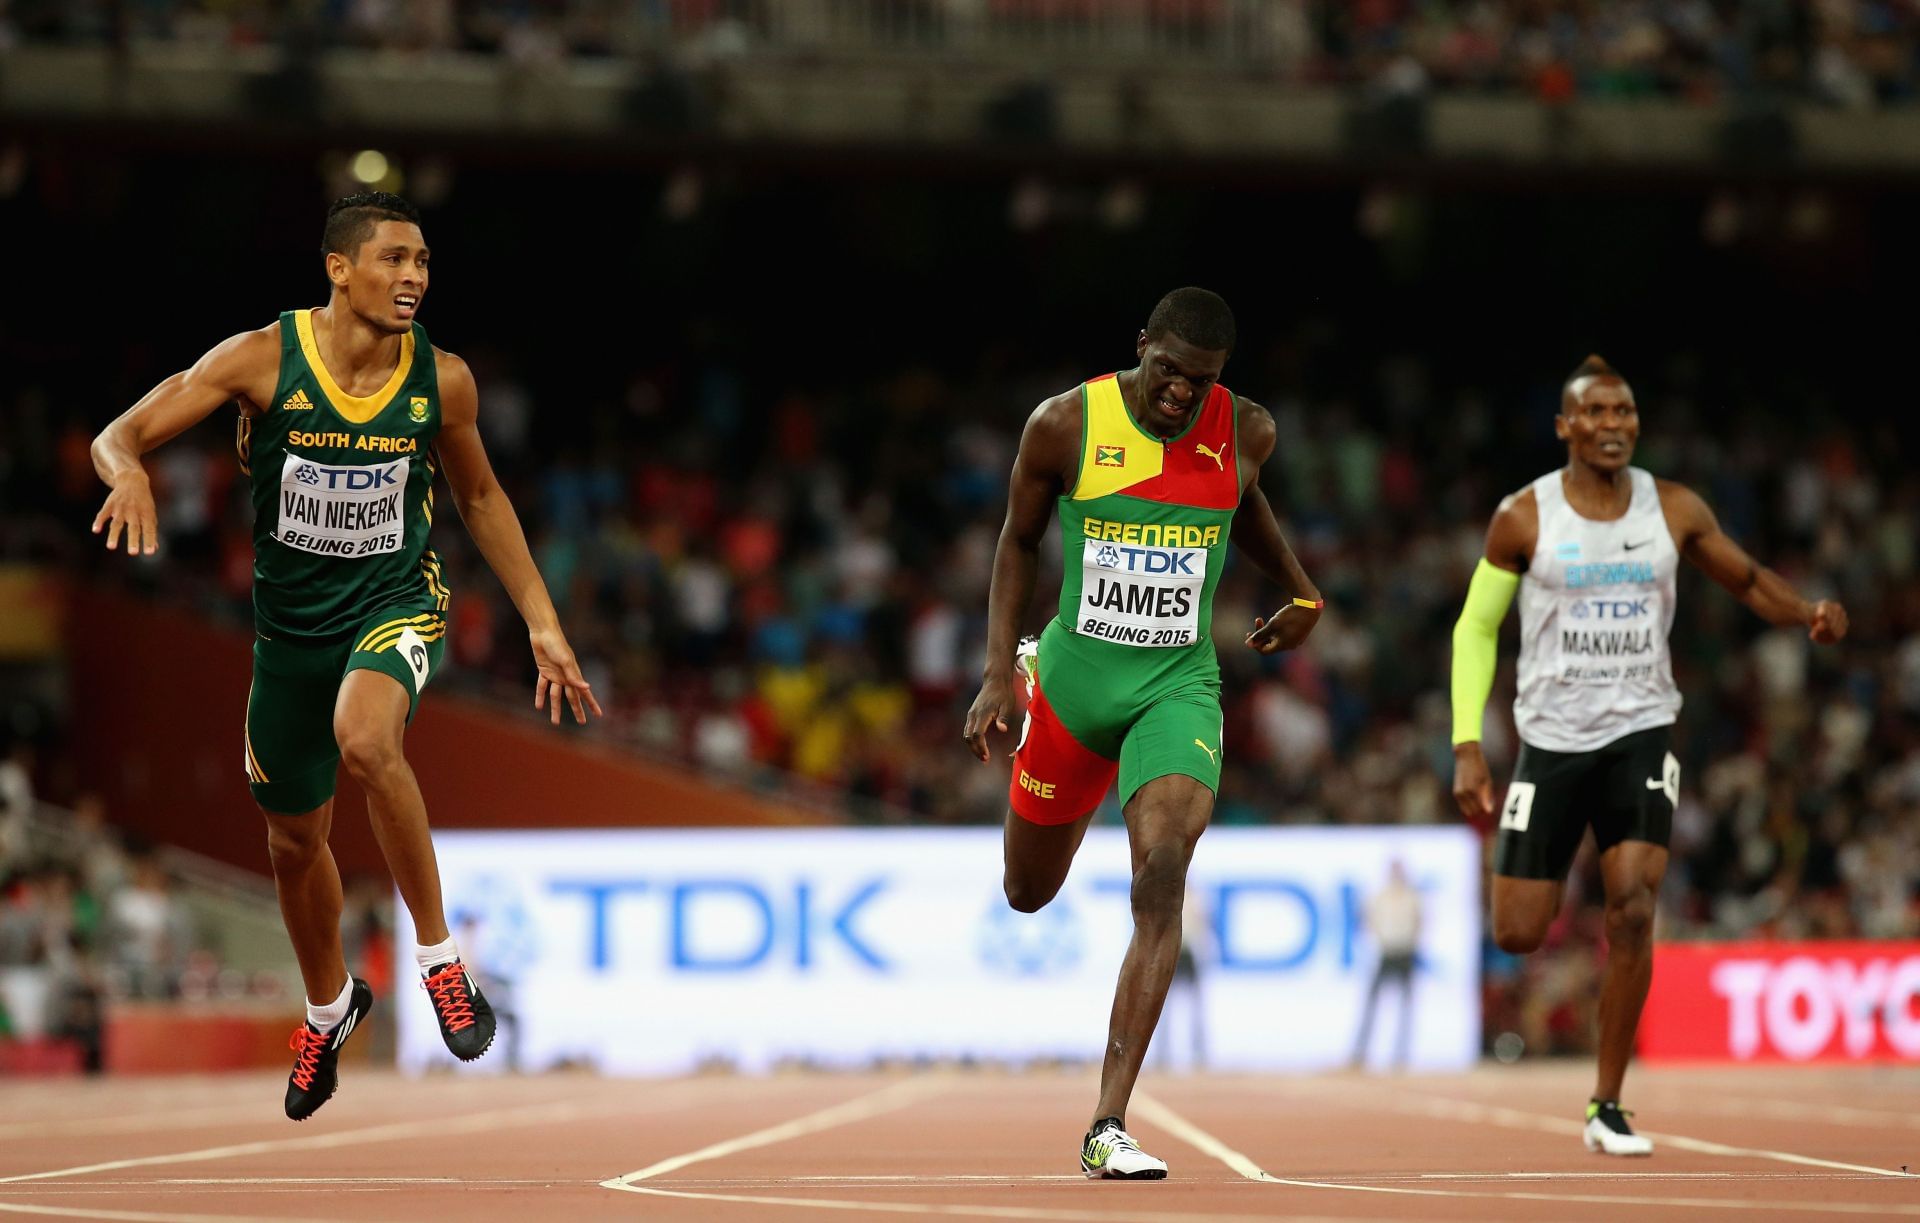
1451, 559, 1520, 746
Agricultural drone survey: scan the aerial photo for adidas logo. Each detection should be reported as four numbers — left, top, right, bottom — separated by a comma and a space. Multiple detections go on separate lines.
282, 389, 316, 411
330, 1009, 358, 1050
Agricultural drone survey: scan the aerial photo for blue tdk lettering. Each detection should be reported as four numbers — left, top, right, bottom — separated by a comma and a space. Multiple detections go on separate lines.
1112, 547, 1197, 575
318, 466, 401, 491
1590, 598, 1649, 619
1091, 874, 1429, 973
548, 876, 889, 972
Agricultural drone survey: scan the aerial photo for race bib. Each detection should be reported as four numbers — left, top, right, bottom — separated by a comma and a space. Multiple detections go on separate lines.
1076, 538, 1204, 648
1553, 590, 1668, 685
275, 454, 409, 558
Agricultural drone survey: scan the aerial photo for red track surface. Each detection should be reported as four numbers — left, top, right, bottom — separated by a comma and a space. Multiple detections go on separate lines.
2, 1064, 1915, 1221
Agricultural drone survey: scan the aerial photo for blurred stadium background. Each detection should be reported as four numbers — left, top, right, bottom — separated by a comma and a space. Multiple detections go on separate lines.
2, 1, 1917, 1081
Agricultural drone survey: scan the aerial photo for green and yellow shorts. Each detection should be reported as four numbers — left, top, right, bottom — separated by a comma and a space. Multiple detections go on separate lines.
244, 605, 446, 815
1008, 620, 1223, 825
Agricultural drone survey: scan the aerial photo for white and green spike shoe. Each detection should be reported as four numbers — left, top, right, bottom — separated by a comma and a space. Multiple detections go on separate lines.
1584, 1100, 1654, 1156
1081, 1118, 1168, 1180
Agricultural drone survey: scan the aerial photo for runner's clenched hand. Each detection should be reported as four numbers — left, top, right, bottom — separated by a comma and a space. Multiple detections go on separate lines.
964, 671, 1017, 762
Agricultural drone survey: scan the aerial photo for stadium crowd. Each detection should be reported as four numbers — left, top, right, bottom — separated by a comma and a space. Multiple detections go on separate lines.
4, 331, 1915, 997
5, 0, 1918, 108
0, 781, 186, 1066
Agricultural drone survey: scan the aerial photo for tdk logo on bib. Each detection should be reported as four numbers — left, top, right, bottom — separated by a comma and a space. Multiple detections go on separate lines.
1569, 598, 1650, 620
291, 463, 402, 492
1093, 543, 1198, 576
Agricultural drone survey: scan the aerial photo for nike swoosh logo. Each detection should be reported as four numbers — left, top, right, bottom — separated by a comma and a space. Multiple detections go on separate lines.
1622, 539, 1652, 551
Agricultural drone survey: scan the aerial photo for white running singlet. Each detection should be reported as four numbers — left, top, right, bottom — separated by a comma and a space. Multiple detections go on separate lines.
1514, 466, 1682, 752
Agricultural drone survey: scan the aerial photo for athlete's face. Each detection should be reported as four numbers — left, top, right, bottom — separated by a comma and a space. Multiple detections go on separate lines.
329, 220, 429, 335
1134, 331, 1228, 436
1557, 376, 1638, 474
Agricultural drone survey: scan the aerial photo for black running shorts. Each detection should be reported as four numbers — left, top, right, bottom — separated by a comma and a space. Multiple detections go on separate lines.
1493, 725, 1678, 882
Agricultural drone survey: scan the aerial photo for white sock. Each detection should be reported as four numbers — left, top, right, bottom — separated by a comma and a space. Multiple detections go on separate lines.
415, 936, 460, 974
306, 976, 353, 1033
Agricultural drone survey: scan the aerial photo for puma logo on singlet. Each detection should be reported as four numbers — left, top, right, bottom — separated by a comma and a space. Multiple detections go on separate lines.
1195, 442, 1226, 471
1193, 739, 1218, 765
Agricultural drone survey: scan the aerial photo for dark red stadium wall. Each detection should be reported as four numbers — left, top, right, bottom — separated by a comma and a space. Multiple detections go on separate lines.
66, 586, 817, 876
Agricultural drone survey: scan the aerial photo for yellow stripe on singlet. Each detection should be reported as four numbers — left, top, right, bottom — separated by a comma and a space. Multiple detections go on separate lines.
421, 556, 450, 608
1071, 376, 1164, 502
292, 309, 416, 425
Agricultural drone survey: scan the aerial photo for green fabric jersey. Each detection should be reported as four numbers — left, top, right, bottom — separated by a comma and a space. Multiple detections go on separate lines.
1038, 373, 1242, 707
238, 310, 449, 644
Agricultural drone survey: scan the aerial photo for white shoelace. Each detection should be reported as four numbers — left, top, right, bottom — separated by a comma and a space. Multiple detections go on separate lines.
1094, 1125, 1142, 1153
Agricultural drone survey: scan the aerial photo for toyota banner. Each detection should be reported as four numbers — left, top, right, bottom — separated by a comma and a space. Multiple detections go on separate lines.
1639, 940, 1920, 1063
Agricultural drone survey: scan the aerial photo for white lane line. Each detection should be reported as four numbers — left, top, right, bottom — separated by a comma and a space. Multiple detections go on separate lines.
1647, 1129, 1908, 1177
1129, 1092, 1274, 1183
0, 1178, 588, 1189
1647, 1094, 1920, 1133
618, 1180, 1920, 1219
1118, 1091, 1920, 1216
660, 1176, 1089, 1186
0, 1204, 323, 1223
1379, 1087, 1907, 1179
611, 1185, 1396, 1223
603, 1076, 949, 1188
0, 1099, 601, 1185
0, 1177, 1084, 1192
1415, 1172, 1891, 1182
0, 1104, 312, 1143
0, 1078, 721, 1187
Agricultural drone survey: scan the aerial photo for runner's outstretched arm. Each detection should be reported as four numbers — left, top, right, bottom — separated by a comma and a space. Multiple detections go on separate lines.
91, 328, 279, 557
963, 397, 1075, 762
1227, 402, 1322, 654
1658, 481, 1848, 643
433, 350, 603, 726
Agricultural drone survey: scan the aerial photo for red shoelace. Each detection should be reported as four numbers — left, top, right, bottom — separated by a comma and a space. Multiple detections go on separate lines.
423, 963, 476, 1033
288, 1026, 323, 1090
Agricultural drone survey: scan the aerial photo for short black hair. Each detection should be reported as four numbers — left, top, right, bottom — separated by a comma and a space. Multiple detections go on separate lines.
1567, 353, 1618, 383
322, 191, 422, 260
1146, 287, 1236, 353
1562, 353, 1626, 405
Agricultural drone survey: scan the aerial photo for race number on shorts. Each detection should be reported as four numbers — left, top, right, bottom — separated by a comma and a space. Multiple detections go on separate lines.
394, 627, 433, 695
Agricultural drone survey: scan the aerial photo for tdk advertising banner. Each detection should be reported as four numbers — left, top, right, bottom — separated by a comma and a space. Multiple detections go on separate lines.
396, 827, 1479, 1074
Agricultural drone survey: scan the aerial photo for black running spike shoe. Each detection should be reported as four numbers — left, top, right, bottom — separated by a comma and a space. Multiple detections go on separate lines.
285, 977, 373, 1121
1583, 1099, 1654, 1156
422, 959, 496, 1062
